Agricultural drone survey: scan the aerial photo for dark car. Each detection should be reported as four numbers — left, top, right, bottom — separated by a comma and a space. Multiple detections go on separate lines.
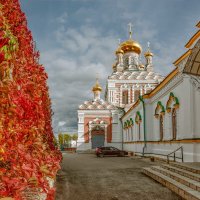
95, 146, 128, 157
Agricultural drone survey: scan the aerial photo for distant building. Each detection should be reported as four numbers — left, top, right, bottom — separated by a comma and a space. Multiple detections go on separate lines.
77, 24, 163, 151
77, 79, 121, 150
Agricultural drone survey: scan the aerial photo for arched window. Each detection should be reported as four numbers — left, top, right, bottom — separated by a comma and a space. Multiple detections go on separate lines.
166, 92, 179, 140
135, 111, 142, 141
160, 115, 164, 141
124, 57, 129, 66
134, 90, 140, 102
138, 123, 141, 140
172, 108, 177, 140
122, 90, 128, 104
155, 101, 165, 141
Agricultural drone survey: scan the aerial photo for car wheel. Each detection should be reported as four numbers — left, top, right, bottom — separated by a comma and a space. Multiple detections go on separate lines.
99, 153, 104, 158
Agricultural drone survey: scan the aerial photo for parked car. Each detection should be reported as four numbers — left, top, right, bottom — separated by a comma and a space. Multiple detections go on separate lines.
95, 146, 128, 157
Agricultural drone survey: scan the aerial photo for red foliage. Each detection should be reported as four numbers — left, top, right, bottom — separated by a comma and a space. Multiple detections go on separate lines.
0, 0, 62, 199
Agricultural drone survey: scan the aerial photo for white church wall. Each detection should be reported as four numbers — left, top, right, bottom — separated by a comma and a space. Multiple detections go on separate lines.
112, 123, 121, 142
123, 142, 200, 162
153, 115, 160, 141
145, 103, 154, 141
178, 76, 193, 139
150, 75, 187, 141
122, 72, 200, 161
192, 78, 200, 138
122, 103, 144, 143
77, 112, 85, 144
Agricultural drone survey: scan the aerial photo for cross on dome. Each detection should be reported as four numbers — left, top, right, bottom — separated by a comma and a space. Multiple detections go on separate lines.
128, 22, 133, 39
96, 72, 99, 80
144, 41, 153, 57
147, 41, 150, 49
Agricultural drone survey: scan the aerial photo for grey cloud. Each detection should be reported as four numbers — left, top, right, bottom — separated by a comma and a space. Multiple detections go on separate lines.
23, 0, 199, 133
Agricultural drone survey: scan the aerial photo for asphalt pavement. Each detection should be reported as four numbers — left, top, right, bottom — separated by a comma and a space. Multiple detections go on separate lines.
55, 153, 181, 200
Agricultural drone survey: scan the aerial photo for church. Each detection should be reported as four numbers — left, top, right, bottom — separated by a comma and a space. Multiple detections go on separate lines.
77, 22, 200, 162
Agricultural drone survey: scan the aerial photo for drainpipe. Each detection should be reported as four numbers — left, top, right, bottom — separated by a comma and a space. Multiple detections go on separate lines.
119, 118, 124, 151
118, 107, 125, 151
139, 96, 147, 156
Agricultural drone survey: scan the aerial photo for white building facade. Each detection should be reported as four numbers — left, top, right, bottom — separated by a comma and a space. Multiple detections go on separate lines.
122, 23, 200, 162
105, 29, 164, 111
77, 22, 200, 162
77, 79, 123, 151
77, 25, 163, 151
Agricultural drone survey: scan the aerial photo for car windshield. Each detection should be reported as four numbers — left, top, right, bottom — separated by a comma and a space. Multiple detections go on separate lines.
110, 147, 118, 150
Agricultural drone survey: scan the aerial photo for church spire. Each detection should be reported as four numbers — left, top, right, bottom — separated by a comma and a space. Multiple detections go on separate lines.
92, 75, 102, 101
128, 22, 133, 39
144, 42, 154, 71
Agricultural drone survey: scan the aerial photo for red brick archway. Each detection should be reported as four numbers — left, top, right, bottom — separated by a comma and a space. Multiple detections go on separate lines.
91, 127, 105, 149
84, 117, 112, 143
92, 129, 105, 136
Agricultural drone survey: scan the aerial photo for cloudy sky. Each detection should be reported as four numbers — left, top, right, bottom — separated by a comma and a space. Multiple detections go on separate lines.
20, 0, 200, 134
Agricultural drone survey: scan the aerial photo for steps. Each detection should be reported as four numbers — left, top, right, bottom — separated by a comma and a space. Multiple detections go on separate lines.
143, 163, 200, 200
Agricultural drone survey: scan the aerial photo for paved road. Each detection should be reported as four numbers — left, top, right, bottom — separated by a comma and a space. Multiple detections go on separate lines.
55, 153, 181, 200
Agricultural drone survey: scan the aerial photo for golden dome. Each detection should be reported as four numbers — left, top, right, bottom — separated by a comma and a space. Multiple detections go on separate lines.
120, 39, 142, 54
144, 51, 153, 57
115, 47, 124, 55
92, 79, 102, 92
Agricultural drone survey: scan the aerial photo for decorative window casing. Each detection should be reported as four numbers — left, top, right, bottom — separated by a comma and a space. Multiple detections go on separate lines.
123, 118, 134, 142
122, 90, 128, 104
172, 108, 177, 140
135, 111, 142, 140
154, 101, 165, 141
166, 92, 180, 113
166, 92, 180, 140
134, 90, 140, 102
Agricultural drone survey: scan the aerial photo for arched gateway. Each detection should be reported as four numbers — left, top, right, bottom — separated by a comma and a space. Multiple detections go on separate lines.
91, 125, 105, 149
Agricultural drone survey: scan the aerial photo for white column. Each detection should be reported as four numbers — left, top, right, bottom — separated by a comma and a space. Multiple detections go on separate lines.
89, 126, 92, 149
128, 87, 131, 104
132, 85, 135, 103
176, 109, 181, 140
140, 86, 143, 96
120, 86, 122, 106
169, 113, 172, 140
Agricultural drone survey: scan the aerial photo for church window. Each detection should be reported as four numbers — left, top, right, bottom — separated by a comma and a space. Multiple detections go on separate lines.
134, 90, 140, 102
160, 115, 164, 141
135, 111, 142, 141
124, 57, 129, 66
122, 90, 128, 104
166, 93, 179, 139
172, 108, 177, 140
138, 123, 141, 140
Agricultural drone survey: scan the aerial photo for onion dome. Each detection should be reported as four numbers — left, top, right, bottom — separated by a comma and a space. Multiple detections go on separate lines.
115, 47, 124, 55
92, 78, 102, 92
144, 42, 153, 57
120, 39, 142, 54
144, 50, 153, 57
